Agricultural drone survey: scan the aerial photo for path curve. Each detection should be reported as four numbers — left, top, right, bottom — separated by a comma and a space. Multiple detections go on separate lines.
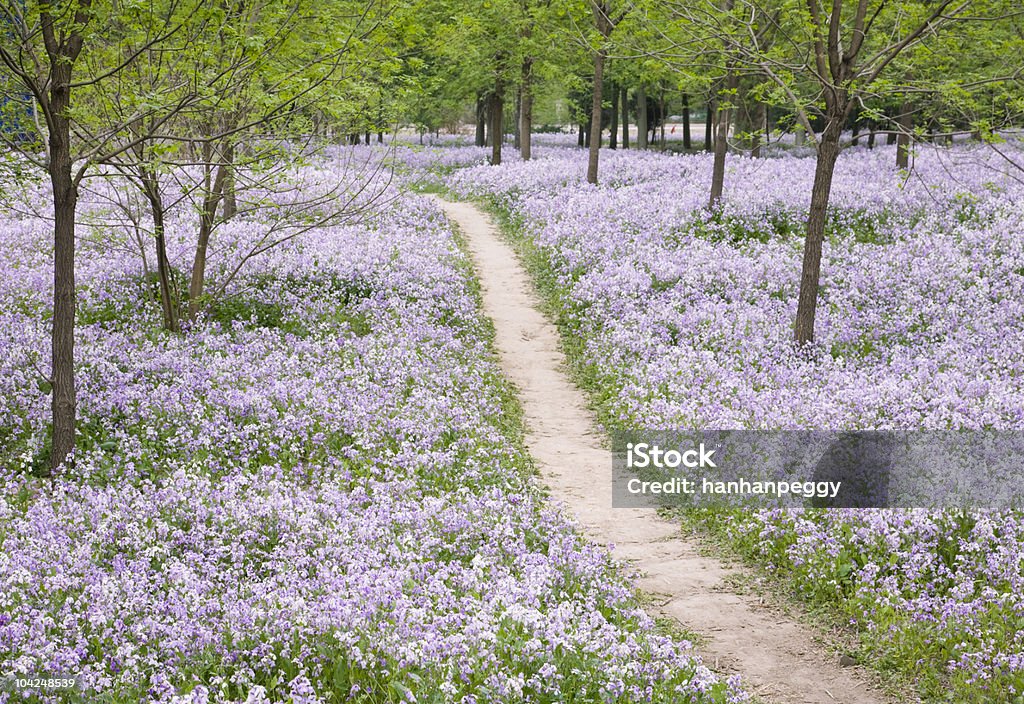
435, 197, 897, 704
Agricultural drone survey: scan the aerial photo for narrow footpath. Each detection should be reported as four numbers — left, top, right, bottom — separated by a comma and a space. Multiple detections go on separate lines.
435, 197, 896, 704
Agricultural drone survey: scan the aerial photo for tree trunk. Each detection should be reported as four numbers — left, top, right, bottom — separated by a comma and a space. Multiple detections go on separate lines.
519, 58, 533, 160
142, 166, 178, 333
896, 101, 913, 169
636, 86, 647, 149
221, 142, 237, 220
609, 83, 618, 150
793, 115, 844, 345
586, 48, 606, 184
682, 92, 691, 149
868, 128, 876, 149
578, 124, 585, 147
620, 87, 629, 149
476, 94, 487, 147
709, 74, 736, 209
704, 99, 714, 152
152, 203, 177, 333
750, 102, 764, 158
188, 146, 228, 318
488, 89, 503, 165
513, 88, 522, 151
851, 120, 860, 147
377, 132, 384, 144
132, 219, 150, 279
659, 89, 666, 150
48, 80, 77, 474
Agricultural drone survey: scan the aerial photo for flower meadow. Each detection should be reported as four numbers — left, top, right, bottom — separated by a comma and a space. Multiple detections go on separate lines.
435, 140, 1024, 701
0, 153, 746, 703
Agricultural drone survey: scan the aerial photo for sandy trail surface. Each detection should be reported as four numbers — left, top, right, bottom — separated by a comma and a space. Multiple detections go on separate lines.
436, 197, 896, 704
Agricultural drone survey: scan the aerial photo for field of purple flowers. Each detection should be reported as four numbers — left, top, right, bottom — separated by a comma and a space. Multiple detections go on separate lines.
0, 154, 745, 703
435, 141, 1024, 702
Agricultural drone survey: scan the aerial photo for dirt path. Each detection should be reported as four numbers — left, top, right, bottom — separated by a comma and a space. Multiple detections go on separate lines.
435, 197, 899, 704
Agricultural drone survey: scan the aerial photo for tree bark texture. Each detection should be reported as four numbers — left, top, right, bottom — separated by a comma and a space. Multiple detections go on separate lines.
188, 143, 228, 318
793, 115, 844, 345
709, 73, 737, 209
620, 87, 629, 149
48, 74, 77, 474
636, 85, 647, 149
896, 101, 913, 169
513, 89, 522, 151
519, 58, 533, 160
221, 142, 237, 219
40, 7, 92, 473
750, 102, 764, 158
488, 88, 504, 165
586, 47, 606, 184
682, 92, 691, 149
142, 165, 178, 332
609, 83, 618, 150
704, 99, 714, 152
476, 94, 487, 147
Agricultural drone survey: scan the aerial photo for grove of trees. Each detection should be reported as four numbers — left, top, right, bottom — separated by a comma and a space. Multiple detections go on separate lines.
1, 0, 1022, 472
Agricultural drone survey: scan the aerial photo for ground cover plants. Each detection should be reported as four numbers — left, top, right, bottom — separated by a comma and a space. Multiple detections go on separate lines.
5, 0, 1024, 701
437, 140, 1024, 702
0, 153, 746, 703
